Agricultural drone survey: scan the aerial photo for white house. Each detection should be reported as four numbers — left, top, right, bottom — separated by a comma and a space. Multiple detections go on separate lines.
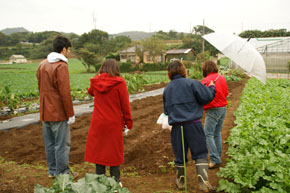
9, 55, 27, 64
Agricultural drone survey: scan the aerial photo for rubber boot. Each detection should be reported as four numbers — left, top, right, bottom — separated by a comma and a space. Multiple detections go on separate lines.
175, 165, 185, 190
196, 159, 217, 192
110, 166, 121, 183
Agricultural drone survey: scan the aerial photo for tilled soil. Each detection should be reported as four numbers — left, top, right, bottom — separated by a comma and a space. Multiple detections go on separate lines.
0, 79, 247, 193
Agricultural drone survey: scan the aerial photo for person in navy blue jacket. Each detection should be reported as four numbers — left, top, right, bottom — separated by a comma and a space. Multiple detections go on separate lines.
163, 60, 216, 192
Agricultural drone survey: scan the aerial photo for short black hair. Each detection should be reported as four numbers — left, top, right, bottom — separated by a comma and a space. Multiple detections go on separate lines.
53, 36, 72, 53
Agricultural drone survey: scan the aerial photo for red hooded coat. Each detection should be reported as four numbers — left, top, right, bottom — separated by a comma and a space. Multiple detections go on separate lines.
85, 73, 133, 166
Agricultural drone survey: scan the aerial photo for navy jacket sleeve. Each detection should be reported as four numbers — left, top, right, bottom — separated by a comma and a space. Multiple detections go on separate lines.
162, 92, 168, 115
193, 81, 216, 105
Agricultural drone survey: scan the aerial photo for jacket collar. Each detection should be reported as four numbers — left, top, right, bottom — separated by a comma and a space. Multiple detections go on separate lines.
172, 74, 185, 80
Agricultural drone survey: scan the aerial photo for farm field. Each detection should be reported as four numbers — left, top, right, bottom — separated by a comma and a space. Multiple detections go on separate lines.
0, 78, 247, 193
0, 58, 168, 98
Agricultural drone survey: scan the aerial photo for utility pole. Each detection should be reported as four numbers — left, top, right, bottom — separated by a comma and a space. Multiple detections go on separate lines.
92, 12, 96, 30
241, 22, 244, 33
202, 19, 205, 54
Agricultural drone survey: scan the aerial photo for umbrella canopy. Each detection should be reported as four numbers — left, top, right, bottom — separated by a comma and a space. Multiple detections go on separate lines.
203, 32, 266, 84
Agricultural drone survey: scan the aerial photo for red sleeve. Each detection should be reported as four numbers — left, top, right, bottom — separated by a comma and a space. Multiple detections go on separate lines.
88, 81, 94, 96
201, 77, 210, 86
118, 80, 133, 130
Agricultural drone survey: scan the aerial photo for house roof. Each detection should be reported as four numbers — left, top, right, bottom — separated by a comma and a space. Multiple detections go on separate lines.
10, 55, 26, 59
166, 48, 193, 54
119, 45, 142, 53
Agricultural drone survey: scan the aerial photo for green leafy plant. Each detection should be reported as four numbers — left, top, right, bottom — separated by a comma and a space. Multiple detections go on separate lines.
122, 74, 148, 93
34, 173, 130, 193
217, 78, 290, 193
0, 86, 20, 110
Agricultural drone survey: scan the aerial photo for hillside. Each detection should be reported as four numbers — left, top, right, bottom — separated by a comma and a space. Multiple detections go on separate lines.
112, 31, 155, 41
1, 27, 30, 35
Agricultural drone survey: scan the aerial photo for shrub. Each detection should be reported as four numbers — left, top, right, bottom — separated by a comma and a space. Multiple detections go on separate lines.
182, 60, 194, 69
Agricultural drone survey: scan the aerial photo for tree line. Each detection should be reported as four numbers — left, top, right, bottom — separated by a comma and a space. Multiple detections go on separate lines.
1, 27, 289, 71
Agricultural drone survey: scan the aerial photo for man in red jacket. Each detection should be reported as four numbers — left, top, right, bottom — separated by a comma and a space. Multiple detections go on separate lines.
201, 60, 229, 169
37, 36, 75, 178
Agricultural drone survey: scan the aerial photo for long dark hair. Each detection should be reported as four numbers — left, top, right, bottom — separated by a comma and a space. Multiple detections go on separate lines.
97, 59, 120, 77
202, 60, 218, 77
167, 60, 187, 80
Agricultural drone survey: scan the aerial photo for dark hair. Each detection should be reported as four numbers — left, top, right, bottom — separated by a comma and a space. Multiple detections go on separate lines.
167, 60, 187, 80
202, 60, 218, 77
97, 59, 120, 77
53, 36, 72, 53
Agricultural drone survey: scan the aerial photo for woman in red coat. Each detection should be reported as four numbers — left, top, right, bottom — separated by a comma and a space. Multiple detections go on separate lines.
85, 59, 133, 184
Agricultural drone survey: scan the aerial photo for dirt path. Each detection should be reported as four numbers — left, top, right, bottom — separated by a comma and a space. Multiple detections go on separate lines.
0, 79, 247, 193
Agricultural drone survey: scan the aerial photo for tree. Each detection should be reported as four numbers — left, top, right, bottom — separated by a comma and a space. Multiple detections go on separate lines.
182, 34, 202, 53
74, 29, 109, 51
168, 30, 178, 39
134, 44, 144, 63
142, 37, 165, 63
77, 48, 103, 72
152, 30, 171, 40
192, 25, 214, 35
106, 35, 131, 53
239, 29, 290, 38
0, 32, 8, 46
29, 37, 54, 59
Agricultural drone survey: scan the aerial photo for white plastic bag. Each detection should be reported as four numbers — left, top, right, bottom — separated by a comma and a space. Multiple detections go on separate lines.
156, 113, 172, 130
124, 125, 129, 136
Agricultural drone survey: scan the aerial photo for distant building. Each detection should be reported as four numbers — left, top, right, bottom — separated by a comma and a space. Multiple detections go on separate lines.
248, 37, 289, 49
119, 45, 141, 63
255, 37, 290, 73
143, 51, 163, 64
119, 45, 164, 64
165, 48, 195, 62
9, 55, 27, 64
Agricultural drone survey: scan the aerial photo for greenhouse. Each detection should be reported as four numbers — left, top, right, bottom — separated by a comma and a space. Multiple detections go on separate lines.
256, 37, 290, 73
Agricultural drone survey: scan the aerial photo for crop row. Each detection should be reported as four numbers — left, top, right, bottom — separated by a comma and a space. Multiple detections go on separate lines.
218, 78, 290, 193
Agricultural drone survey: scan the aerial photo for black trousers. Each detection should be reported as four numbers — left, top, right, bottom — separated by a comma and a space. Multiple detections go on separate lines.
96, 164, 120, 182
171, 122, 208, 166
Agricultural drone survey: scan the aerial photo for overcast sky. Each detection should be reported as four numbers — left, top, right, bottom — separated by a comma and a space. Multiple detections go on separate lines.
1, 0, 290, 35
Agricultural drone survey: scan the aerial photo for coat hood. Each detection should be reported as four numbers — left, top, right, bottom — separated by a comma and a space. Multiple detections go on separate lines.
90, 73, 124, 93
47, 52, 68, 63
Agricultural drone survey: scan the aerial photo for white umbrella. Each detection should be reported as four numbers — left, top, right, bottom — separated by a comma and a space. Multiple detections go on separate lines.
203, 32, 266, 84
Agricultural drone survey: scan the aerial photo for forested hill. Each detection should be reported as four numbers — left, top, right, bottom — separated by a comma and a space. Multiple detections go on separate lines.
1, 27, 30, 35
112, 31, 155, 41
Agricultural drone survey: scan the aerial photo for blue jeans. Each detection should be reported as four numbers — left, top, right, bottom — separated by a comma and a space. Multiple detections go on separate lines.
42, 121, 70, 176
204, 107, 226, 164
